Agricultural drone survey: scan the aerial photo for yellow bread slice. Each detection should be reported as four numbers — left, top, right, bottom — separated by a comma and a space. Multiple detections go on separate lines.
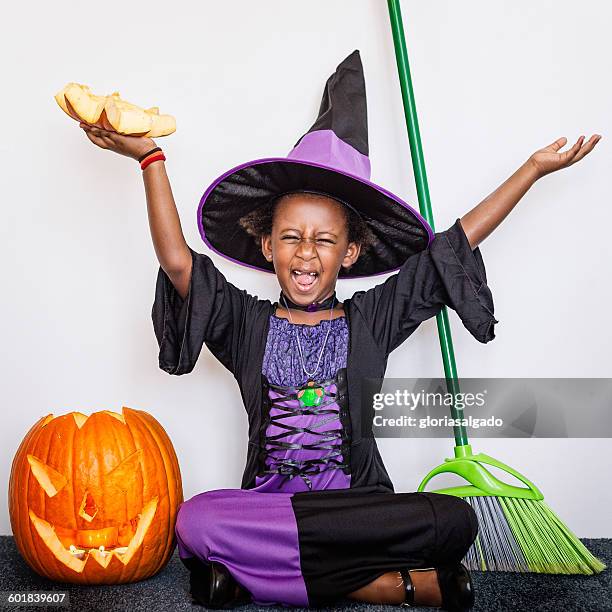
54, 82, 90, 121
54, 82, 87, 113
64, 83, 106, 124
144, 112, 176, 137
104, 98, 153, 135
55, 83, 175, 136
96, 92, 120, 129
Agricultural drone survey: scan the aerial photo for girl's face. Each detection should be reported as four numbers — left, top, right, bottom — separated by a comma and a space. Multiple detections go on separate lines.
261, 194, 361, 305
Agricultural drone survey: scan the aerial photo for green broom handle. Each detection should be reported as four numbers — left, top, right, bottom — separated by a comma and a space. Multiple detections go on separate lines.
387, 0, 468, 447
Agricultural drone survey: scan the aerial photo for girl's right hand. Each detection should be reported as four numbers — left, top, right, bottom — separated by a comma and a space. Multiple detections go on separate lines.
79, 121, 157, 161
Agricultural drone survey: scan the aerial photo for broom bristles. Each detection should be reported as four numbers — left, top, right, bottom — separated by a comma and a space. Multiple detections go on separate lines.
463, 496, 607, 575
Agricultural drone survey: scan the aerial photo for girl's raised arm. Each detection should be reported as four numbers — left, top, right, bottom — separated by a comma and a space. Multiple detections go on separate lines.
352, 134, 601, 355
78, 121, 191, 299
77, 122, 255, 376
142, 159, 191, 300
460, 135, 601, 249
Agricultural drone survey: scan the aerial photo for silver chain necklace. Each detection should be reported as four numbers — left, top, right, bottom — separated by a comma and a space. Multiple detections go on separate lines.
281, 292, 335, 380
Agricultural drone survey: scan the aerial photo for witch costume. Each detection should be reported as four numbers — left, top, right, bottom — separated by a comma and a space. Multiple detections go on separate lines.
152, 50, 497, 608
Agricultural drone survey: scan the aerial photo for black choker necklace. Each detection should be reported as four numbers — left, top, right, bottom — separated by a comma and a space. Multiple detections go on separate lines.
279, 291, 339, 313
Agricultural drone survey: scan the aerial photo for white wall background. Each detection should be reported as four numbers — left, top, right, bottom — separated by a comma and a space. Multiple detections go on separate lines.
2, 1, 610, 536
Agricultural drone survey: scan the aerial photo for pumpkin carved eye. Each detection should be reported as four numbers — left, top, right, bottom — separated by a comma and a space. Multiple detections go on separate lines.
27, 455, 67, 497
106, 449, 143, 491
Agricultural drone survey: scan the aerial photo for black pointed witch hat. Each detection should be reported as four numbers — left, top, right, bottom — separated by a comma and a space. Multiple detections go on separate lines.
197, 49, 434, 278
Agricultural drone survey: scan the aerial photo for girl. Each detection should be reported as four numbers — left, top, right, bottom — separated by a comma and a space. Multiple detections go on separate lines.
78, 51, 599, 611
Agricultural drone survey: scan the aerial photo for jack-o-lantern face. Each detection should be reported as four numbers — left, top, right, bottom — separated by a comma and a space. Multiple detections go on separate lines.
9, 408, 183, 584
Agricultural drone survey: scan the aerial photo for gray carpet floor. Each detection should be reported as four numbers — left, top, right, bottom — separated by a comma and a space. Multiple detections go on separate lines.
0, 537, 609, 612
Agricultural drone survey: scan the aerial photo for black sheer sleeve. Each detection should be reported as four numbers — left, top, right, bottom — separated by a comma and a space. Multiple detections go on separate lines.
351, 218, 498, 356
152, 246, 255, 375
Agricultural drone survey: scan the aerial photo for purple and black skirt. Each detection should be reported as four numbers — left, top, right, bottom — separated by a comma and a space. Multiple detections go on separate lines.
175, 315, 477, 607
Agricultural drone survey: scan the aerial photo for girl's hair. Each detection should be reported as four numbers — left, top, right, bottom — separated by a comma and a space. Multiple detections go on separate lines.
238, 192, 377, 259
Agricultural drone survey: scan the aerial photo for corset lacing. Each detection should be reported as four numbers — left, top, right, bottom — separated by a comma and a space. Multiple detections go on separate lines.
259, 376, 350, 490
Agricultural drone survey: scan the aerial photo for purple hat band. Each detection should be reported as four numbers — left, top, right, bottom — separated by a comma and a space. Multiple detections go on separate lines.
287, 130, 372, 181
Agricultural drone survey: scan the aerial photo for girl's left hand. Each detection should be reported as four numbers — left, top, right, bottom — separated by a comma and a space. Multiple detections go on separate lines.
529, 134, 602, 179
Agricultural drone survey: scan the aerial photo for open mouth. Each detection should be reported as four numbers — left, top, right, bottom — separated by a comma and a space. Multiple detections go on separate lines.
291, 269, 319, 293
28, 497, 158, 572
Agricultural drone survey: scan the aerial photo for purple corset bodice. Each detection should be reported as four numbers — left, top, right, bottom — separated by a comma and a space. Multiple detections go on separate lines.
252, 314, 351, 493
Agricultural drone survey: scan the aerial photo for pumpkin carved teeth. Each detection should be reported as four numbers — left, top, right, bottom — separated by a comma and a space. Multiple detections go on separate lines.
69, 544, 86, 560
28, 497, 159, 571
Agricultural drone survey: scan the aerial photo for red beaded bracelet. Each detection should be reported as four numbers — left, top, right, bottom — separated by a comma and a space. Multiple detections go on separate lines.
140, 150, 166, 170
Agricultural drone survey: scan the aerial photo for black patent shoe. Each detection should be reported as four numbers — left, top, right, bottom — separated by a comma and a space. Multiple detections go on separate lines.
436, 563, 475, 612
189, 560, 251, 609
399, 564, 474, 611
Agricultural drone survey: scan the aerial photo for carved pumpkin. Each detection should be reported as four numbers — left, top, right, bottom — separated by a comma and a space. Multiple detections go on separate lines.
9, 407, 183, 584
54, 82, 176, 137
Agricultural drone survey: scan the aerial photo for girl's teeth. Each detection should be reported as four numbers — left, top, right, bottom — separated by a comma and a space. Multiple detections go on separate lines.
292, 270, 318, 290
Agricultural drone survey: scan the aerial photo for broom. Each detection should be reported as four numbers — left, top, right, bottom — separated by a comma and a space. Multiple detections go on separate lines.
386, 0, 606, 575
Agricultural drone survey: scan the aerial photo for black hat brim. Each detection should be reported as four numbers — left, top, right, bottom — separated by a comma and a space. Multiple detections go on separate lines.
198, 157, 434, 278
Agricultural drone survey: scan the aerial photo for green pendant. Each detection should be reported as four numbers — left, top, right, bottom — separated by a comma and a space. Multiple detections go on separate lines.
297, 380, 324, 407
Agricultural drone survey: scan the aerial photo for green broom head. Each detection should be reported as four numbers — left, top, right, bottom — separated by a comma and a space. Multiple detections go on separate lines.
418, 444, 606, 575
